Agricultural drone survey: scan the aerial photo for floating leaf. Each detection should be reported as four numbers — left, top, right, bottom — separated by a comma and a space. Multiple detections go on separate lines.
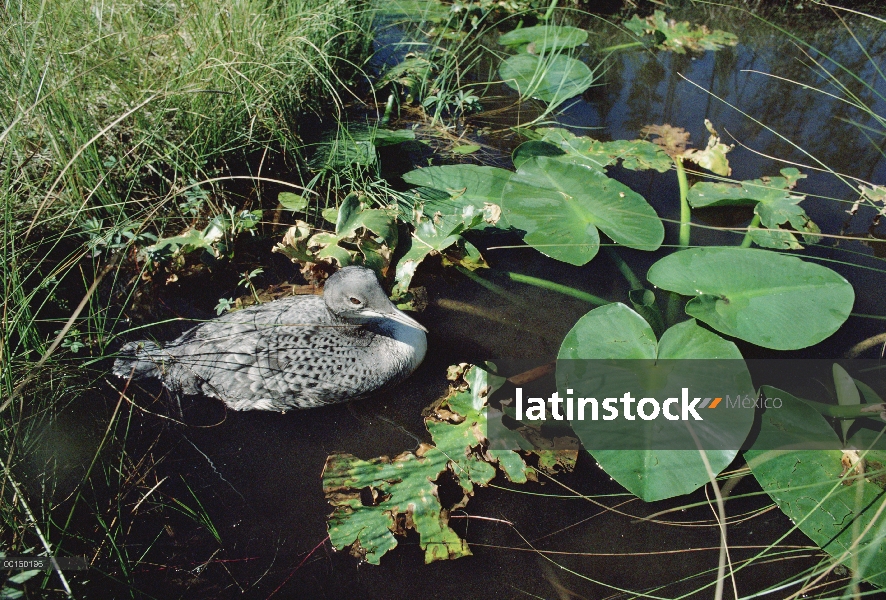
519, 127, 672, 173
511, 140, 566, 169
502, 156, 664, 265
745, 390, 886, 589
404, 164, 510, 208
689, 168, 819, 249
647, 247, 855, 350
689, 168, 806, 209
499, 25, 588, 53
499, 53, 596, 107
372, 128, 416, 146
323, 366, 533, 564
558, 303, 754, 501
451, 143, 481, 155
278, 192, 308, 212
623, 10, 738, 54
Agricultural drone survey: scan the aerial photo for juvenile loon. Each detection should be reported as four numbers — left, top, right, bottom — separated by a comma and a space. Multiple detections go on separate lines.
112, 266, 427, 411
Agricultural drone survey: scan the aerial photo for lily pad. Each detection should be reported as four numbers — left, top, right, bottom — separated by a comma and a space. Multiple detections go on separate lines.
689, 168, 819, 249
523, 128, 673, 173
403, 164, 510, 209
278, 192, 308, 212
557, 303, 754, 501
502, 156, 664, 265
451, 143, 481, 155
323, 366, 533, 564
647, 247, 855, 350
745, 390, 886, 589
499, 25, 588, 53
499, 53, 596, 107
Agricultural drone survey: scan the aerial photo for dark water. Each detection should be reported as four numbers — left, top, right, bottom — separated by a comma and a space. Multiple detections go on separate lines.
29, 6, 886, 599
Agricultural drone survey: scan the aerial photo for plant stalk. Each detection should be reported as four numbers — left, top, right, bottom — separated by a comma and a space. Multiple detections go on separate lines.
676, 157, 691, 249
507, 272, 609, 306
604, 247, 642, 290
740, 214, 761, 248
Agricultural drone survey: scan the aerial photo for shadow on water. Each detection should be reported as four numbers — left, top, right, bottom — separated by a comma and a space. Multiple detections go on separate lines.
31, 5, 886, 599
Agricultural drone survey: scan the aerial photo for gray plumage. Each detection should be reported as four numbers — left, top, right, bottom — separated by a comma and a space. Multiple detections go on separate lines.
112, 266, 427, 411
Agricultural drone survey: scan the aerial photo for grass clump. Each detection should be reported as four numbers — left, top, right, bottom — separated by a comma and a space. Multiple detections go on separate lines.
1, 0, 371, 594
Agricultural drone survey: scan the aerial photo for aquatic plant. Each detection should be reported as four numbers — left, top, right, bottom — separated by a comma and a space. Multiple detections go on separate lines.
498, 24, 600, 115
323, 364, 574, 564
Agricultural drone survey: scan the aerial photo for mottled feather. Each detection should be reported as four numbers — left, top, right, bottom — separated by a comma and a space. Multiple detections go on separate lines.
113, 267, 427, 411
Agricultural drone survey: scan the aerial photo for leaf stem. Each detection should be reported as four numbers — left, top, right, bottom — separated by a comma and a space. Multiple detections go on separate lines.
507, 272, 609, 306
740, 214, 761, 248
543, 0, 559, 20
600, 41, 644, 53
676, 157, 691, 249
604, 247, 642, 290
799, 400, 886, 420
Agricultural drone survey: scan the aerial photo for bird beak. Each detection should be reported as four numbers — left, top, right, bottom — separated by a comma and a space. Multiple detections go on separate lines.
385, 307, 428, 333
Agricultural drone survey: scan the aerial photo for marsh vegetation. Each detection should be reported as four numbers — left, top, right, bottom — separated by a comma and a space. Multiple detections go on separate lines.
2, 0, 885, 597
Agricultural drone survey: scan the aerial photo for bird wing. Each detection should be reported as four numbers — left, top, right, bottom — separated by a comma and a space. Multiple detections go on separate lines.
163, 295, 377, 407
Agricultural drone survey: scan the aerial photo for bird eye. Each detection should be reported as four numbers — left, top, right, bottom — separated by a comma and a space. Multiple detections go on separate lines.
349, 297, 361, 305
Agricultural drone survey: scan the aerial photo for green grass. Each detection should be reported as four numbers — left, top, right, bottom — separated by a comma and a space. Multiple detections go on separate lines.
0, 0, 370, 594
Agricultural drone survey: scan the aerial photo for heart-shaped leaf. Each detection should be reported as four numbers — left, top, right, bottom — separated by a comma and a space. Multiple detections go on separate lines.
499, 53, 596, 107
502, 157, 664, 265
647, 247, 854, 350
403, 165, 510, 209
278, 192, 309, 212
498, 25, 588, 53
745, 389, 886, 589
557, 303, 754, 501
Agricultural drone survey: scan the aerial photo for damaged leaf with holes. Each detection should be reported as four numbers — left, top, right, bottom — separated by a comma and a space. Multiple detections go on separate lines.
322, 365, 534, 564
273, 192, 398, 275
688, 168, 820, 249
514, 127, 672, 173
623, 10, 738, 54
641, 120, 732, 176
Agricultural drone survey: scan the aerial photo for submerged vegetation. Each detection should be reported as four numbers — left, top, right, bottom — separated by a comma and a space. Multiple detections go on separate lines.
2, 0, 886, 597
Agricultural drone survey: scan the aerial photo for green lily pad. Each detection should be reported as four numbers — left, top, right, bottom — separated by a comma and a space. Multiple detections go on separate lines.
512, 140, 566, 169
323, 366, 532, 564
499, 25, 588, 53
647, 247, 855, 350
451, 143, 481, 155
499, 53, 596, 107
278, 192, 309, 212
745, 390, 886, 589
689, 168, 819, 249
523, 128, 673, 173
403, 164, 510, 208
502, 156, 664, 265
558, 303, 754, 501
